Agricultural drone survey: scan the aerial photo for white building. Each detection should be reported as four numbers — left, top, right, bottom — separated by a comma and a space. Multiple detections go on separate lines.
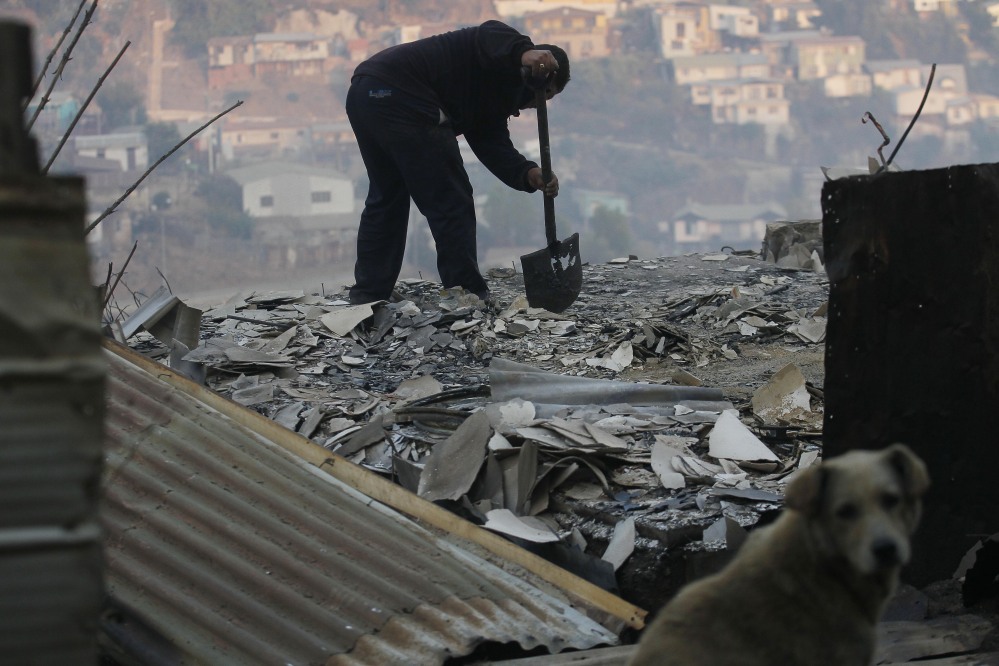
709, 4, 758, 37
689, 80, 791, 126
74, 131, 148, 172
664, 201, 787, 254
226, 161, 354, 219
494, 0, 617, 19
671, 53, 771, 86
824, 72, 873, 98
764, 1, 821, 30
865, 60, 923, 91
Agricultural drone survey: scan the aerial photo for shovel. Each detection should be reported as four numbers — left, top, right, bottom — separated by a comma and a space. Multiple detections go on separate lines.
520, 77, 582, 314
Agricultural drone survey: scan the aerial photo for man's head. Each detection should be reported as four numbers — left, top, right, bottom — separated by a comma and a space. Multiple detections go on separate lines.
519, 45, 570, 109
534, 44, 570, 93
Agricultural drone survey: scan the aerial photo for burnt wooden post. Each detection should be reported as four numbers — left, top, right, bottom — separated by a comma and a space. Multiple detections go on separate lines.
822, 164, 999, 586
0, 21, 104, 663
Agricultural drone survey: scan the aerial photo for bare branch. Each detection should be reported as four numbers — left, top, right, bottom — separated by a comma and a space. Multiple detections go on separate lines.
885, 63, 936, 168
84, 100, 244, 236
26, 0, 99, 132
42, 40, 130, 175
155, 267, 173, 294
26, 0, 88, 105
100, 260, 113, 308
103, 240, 138, 312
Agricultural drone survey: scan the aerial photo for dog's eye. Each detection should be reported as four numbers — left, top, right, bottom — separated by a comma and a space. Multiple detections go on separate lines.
835, 503, 860, 520
881, 493, 900, 510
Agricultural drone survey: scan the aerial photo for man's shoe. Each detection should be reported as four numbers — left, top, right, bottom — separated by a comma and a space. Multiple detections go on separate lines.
348, 290, 387, 305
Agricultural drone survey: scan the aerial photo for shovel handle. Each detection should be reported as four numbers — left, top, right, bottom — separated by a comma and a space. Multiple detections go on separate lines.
535, 87, 559, 253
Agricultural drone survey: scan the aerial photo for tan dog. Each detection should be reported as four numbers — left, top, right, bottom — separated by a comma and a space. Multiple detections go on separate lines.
629, 444, 929, 666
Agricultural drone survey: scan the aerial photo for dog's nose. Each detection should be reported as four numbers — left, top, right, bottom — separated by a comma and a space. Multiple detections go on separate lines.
872, 538, 900, 567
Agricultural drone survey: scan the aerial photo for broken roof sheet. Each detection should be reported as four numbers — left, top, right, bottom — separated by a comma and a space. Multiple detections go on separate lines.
101, 342, 623, 665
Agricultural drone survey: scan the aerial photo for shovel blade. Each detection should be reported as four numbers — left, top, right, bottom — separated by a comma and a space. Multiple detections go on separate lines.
520, 232, 582, 313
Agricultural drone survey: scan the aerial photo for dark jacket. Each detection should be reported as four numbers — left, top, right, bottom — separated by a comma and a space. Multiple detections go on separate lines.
352, 20, 539, 192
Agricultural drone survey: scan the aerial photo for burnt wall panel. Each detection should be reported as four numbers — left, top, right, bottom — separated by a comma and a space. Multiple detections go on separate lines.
822, 163, 999, 586
0, 20, 104, 664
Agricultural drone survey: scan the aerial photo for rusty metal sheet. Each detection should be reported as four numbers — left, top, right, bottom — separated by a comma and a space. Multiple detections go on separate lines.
101, 346, 619, 665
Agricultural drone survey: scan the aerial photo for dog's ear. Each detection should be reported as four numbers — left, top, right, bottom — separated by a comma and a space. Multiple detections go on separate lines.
785, 464, 828, 516
884, 443, 930, 499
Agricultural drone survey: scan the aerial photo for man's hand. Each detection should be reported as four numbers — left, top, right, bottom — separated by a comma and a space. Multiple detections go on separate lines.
528, 167, 559, 197
521, 49, 559, 80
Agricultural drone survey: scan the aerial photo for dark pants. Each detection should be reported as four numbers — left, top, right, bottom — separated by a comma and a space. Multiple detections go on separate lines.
345, 75, 488, 303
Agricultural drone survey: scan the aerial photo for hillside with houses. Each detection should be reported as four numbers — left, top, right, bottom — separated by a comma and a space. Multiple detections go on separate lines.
9, 0, 999, 297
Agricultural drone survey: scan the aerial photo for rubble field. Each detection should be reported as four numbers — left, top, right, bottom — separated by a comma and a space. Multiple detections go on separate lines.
123, 249, 999, 659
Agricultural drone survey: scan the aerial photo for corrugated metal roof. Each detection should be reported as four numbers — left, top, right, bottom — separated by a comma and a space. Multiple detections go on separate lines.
101, 343, 626, 665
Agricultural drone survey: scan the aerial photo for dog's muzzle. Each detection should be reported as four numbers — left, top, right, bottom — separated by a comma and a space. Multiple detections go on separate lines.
872, 537, 902, 569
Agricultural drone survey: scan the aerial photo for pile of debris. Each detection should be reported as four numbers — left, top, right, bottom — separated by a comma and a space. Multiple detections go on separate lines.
121, 251, 830, 610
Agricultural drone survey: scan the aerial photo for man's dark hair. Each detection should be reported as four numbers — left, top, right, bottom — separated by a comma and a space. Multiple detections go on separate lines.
534, 44, 570, 92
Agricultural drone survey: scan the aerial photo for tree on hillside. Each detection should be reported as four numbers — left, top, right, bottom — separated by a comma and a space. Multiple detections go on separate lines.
194, 174, 253, 239
812, 0, 893, 36
145, 122, 186, 174
616, 7, 660, 54
813, 0, 967, 62
586, 204, 633, 261
968, 121, 999, 163
907, 13, 969, 63
960, 2, 999, 57
561, 56, 683, 140
195, 174, 242, 209
97, 80, 146, 130
571, 140, 687, 194
969, 61, 999, 97
812, 0, 902, 59
480, 183, 543, 249
169, 0, 277, 58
